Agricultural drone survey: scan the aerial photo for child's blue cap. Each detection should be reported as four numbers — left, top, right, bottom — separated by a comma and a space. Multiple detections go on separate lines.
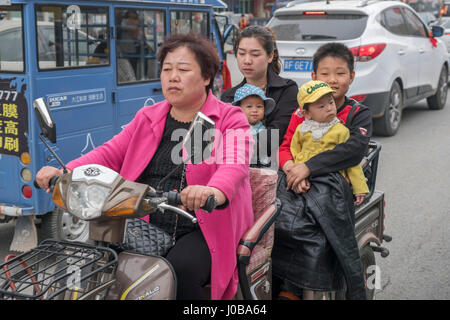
232, 84, 275, 116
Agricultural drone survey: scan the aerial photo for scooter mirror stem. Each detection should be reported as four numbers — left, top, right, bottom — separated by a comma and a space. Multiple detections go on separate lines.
39, 133, 68, 173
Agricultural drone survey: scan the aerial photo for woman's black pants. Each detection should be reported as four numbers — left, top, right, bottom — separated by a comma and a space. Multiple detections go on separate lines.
166, 229, 211, 300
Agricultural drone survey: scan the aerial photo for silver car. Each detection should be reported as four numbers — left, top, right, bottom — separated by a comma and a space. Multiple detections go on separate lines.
268, 0, 448, 136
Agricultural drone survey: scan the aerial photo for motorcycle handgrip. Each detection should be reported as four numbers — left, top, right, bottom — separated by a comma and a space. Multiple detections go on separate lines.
166, 190, 217, 213
202, 196, 217, 213
33, 176, 59, 191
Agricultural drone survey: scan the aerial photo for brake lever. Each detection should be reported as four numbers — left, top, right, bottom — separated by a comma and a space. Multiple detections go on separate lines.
157, 203, 198, 224
165, 190, 217, 213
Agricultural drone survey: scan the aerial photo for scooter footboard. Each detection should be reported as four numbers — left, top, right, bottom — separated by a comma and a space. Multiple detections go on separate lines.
106, 251, 176, 300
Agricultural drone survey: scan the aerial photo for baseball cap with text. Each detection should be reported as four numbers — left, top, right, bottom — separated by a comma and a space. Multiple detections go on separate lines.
297, 80, 335, 110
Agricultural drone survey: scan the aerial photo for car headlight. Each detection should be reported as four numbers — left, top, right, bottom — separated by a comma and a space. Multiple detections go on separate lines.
67, 182, 110, 220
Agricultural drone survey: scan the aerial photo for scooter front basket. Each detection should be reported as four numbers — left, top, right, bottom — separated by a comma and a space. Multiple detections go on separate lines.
0, 239, 118, 300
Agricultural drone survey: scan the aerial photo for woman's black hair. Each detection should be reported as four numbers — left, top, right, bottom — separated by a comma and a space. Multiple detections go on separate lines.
233, 26, 281, 75
158, 33, 220, 93
313, 42, 355, 74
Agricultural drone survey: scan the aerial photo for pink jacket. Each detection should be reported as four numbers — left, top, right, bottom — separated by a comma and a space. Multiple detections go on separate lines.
66, 92, 254, 300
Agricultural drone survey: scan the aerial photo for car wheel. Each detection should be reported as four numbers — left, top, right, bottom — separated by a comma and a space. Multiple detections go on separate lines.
373, 81, 403, 136
427, 65, 448, 110
39, 207, 90, 243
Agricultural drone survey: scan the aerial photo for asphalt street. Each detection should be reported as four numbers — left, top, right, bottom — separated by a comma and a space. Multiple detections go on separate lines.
372, 95, 450, 300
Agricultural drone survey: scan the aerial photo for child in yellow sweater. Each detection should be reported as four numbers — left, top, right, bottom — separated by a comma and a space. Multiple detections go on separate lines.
291, 80, 369, 205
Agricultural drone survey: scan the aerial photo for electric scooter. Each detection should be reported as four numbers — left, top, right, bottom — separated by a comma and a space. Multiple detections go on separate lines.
0, 98, 281, 300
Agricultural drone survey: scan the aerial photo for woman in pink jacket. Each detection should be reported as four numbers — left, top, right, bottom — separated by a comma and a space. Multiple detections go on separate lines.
36, 33, 254, 300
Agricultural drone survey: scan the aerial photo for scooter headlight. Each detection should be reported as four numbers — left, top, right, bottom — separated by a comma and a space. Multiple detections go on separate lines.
67, 182, 110, 220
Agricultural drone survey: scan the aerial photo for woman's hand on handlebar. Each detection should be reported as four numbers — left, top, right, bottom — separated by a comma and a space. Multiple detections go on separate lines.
35, 166, 66, 193
180, 185, 226, 212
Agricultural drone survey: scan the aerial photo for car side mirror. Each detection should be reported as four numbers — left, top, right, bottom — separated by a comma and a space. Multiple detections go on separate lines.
182, 112, 215, 164
33, 98, 57, 144
432, 25, 444, 37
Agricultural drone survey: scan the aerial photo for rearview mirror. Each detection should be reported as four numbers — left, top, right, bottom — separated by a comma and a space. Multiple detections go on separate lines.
432, 25, 444, 37
33, 98, 57, 144
183, 112, 215, 164
224, 24, 238, 47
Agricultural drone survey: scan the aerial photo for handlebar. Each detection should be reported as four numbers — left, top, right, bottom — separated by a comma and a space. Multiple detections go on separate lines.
33, 176, 59, 192
35, 174, 216, 226
164, 190, 217, 213
365, 141, 381, 164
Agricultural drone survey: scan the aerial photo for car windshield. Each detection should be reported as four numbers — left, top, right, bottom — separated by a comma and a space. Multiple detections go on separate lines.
438, 18, 450, 28
268, 13, 368, 41
418, 12, 436, 24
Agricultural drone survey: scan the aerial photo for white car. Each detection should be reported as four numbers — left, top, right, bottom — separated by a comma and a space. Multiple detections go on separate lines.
268, 0, 448, 136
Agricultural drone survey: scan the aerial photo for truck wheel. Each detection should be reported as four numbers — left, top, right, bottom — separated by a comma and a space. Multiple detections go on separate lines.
39, 207, 89, 243
373, 81, 403, 136
360, 245, 376, 300
427, 65, 448, 110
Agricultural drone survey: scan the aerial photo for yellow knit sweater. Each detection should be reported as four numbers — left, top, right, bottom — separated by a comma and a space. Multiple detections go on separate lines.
291, 121, 369, 194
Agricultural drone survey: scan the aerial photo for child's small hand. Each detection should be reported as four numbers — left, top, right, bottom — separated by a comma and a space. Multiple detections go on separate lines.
292, 178, 310, 194
282, 160, 294, 174
286, 163, 311, 190
354, 194, 366, 206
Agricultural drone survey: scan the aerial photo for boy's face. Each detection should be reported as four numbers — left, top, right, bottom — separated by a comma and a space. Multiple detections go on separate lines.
303, 93, 336, 123
240, 95, 265, 125
312, 56, 355, 106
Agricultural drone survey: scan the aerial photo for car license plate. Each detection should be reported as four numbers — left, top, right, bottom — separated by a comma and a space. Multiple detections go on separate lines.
283, 59, 313, 72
